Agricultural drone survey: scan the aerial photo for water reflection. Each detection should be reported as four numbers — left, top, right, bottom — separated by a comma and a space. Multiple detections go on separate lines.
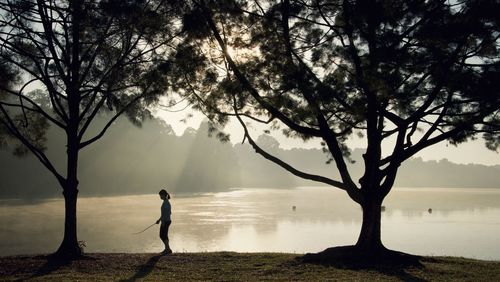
1, 187, 500, 260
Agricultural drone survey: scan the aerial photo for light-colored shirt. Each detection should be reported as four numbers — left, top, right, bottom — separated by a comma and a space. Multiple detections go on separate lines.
161, 199, 172, 223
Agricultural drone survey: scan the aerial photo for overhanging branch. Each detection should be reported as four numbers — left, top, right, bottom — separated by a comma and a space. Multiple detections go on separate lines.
199, 2, 322, 138
0, 106, 65, 186
231, 95, 362, 204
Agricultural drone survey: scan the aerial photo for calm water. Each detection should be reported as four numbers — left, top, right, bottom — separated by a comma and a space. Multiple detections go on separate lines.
1, 187, 500, 260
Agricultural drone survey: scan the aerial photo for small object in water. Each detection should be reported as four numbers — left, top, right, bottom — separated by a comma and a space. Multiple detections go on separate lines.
428, 208, 432, 214
381, 205, 386, 212
292, 206, 296, 211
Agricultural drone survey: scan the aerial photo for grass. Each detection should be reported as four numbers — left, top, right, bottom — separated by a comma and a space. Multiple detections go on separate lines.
1, 252, 500, 281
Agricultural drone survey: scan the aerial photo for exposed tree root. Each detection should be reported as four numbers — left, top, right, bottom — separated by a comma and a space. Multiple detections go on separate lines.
300, 245, 422, 269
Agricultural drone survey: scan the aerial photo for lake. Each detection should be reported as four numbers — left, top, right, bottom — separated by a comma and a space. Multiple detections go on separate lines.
1, 187, 500, 260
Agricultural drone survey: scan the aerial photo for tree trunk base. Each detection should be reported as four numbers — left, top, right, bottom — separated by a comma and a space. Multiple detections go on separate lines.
300, 245, 422, 268
52, 243, 83, 261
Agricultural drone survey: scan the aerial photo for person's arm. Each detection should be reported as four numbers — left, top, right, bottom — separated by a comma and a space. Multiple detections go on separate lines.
157, 202, 164, 224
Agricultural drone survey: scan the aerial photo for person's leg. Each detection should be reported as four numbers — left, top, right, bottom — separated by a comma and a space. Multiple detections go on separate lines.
164, 221, 172, 253
159, 223, 168, 253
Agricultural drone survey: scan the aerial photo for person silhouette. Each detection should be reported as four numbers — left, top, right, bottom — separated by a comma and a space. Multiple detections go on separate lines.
156, 189, 172, 255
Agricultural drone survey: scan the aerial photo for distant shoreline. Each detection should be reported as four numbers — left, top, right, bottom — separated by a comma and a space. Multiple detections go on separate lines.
2, 185, 500, 201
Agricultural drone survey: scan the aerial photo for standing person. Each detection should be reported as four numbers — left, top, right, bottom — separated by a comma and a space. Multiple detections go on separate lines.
156, 189, 172, 255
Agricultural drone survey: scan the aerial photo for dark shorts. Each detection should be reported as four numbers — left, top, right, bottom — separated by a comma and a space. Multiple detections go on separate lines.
159, 221, 171, 241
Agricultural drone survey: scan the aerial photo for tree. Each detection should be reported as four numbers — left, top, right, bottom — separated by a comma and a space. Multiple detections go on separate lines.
0, 58, 18, 149
175, 0, 500, 262
0, 0, 180, 258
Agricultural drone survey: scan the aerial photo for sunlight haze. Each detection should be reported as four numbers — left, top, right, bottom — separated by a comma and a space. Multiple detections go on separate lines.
155, 106, 500, 166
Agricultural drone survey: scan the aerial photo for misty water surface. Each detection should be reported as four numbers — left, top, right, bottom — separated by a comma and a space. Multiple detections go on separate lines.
1, 187, 500, 260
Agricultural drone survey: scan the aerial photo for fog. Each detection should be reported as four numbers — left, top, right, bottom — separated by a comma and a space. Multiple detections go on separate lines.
1, 115, 500, 199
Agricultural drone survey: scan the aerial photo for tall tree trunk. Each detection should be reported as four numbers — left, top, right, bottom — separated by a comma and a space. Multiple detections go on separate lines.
355, 196, 385, 253
54, 136, 81, 258
54, 0, 83, 259
54, 102, 81, 258
54, 184, 81, 258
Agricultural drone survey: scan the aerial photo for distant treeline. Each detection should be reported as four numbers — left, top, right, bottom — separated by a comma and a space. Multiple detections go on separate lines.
1, 116, 499, 199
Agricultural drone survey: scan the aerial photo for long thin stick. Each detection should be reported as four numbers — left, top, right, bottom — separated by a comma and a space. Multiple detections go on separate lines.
132, 223, 156, 235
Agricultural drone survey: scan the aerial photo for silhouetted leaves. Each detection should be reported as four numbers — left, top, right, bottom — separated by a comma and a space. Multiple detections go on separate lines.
172, 1, 500, 250
0, 0, 183, 257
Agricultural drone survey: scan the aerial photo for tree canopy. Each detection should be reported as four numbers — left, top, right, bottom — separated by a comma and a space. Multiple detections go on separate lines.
174, 0, 500, 260
0, 0, 181, 258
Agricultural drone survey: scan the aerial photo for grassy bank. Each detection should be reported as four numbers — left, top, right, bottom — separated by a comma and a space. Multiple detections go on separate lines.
1, 252, 499, 281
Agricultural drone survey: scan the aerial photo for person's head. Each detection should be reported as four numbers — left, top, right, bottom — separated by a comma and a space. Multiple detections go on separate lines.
159, 189, 170, 200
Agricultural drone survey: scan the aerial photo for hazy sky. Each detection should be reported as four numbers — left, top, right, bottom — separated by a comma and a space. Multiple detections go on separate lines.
154, 104, 500, 166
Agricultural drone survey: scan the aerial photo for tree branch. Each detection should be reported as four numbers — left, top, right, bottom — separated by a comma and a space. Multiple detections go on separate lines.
0, 105, 65, 186
232, 96, 362, 203
199, 2, 323, 138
